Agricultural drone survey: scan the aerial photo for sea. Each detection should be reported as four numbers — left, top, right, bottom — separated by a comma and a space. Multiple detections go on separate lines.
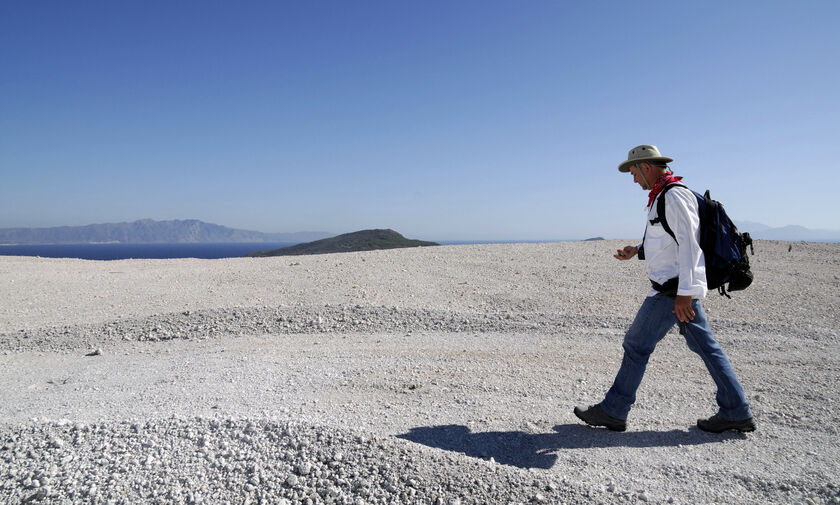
0, 239, 573, 261
0, 242, 296, 261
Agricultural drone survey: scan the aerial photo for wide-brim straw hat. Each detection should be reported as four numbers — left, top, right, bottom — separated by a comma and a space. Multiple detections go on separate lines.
618, 145, 674, 172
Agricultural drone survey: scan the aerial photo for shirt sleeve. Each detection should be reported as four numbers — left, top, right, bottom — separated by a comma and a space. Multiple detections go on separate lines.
665, 188, 708, 298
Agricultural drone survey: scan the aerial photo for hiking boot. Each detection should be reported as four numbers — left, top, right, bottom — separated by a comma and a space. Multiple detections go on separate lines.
573, 405, 626, 432
697, 414, 756, 433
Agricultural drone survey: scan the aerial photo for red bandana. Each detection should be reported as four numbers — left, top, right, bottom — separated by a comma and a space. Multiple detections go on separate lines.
647, 172, 683, 207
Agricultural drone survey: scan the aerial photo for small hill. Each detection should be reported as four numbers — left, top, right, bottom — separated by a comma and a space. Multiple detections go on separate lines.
245, 229, 438, 257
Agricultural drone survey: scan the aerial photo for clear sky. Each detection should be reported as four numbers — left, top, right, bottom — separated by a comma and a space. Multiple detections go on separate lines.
2, 1, 838, 241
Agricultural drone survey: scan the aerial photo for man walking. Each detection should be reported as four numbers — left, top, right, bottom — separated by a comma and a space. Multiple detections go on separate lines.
573, 145, 755, 433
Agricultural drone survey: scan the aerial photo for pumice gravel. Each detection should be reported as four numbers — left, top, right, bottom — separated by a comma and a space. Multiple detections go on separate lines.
1, 241, 839, 504
0, 417, 595, 504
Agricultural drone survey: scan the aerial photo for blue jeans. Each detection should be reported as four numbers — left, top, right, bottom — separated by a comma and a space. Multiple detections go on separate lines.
600, 295, 752, 421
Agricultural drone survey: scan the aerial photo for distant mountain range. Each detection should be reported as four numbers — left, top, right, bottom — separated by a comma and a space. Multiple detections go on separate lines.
246, 229, 438, 257
0, 219, 333, 245
735, 222, 840, 242
1, 218, 835, 246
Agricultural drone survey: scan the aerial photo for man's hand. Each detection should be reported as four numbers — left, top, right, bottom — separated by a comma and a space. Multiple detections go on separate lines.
614, 245, 638, 260
673, 295, 695, 322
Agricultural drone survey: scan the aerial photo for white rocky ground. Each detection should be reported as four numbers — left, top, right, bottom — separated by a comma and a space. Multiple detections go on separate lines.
0, 240, 838, 505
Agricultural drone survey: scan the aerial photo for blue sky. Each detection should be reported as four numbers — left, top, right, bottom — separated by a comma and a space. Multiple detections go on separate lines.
2, 1, 838, 241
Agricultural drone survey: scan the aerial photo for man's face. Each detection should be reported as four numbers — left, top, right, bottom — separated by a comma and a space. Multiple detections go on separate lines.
629, 163, 652, 190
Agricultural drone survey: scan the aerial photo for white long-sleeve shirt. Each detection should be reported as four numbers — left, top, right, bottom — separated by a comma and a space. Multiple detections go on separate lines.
638, 185, 708, 298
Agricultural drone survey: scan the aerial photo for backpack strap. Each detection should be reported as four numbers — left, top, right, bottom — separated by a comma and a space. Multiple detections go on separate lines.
654, 183, 687, 245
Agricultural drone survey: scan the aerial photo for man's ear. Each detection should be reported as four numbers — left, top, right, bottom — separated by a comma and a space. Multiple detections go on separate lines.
642, 162, 660, 177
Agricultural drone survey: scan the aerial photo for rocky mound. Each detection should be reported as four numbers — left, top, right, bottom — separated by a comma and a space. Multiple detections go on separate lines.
246, 229, 437, 257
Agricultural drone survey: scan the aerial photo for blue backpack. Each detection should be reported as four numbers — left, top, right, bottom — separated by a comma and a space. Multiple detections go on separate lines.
654, 183, 754, 297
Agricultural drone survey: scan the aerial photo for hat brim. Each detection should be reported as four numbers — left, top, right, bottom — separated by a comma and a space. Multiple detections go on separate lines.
618, 156, 673, 173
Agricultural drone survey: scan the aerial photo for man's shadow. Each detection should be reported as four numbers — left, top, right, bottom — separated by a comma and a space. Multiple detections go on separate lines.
396, 424, 744, 469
